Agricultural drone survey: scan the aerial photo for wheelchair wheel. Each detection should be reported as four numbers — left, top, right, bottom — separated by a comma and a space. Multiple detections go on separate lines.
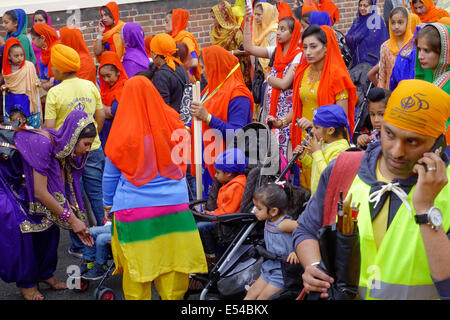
96, 287, 116, 300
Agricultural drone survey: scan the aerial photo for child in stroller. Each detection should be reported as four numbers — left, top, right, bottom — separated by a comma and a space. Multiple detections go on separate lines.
197, 148, 248, 266
244, 183, 300, 300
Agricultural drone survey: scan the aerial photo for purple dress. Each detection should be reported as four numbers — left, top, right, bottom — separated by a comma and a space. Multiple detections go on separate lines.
121, 22, 150, 77
0, 110, 91, 287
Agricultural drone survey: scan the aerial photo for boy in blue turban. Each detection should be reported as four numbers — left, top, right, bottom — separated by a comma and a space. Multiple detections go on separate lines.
294, 104, 350, 195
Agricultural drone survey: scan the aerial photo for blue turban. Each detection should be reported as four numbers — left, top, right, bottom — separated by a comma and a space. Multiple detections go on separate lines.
215, 148, 248, 174
309, 11, 332, 27
313, 104, 351, 139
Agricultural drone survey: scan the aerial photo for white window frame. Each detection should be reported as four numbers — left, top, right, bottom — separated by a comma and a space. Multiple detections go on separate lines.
1, 0, 157, 15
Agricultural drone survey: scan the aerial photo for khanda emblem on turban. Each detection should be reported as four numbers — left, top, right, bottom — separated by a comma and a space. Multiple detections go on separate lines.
400, 93, 430, 113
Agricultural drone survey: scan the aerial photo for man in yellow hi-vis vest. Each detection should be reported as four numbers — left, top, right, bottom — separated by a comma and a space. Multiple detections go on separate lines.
294, 79, 450, 300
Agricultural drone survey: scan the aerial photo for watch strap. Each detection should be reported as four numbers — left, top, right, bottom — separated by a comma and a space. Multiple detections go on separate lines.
414, 214, 429, 225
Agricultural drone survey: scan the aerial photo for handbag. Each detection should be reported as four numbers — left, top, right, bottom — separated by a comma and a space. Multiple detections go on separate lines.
251, 58, 265, 104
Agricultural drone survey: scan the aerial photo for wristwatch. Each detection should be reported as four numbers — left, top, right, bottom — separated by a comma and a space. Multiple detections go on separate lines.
414, 206, 443, 231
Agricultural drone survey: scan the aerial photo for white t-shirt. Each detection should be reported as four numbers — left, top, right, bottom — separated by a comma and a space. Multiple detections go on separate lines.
266, 46, 303, 65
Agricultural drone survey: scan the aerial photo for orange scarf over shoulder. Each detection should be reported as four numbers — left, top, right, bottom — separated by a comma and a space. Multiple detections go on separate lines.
59, 26, 97, 84
291, 25, 357, 148
105, 76, 187, 186
269, 18, 302, 118
170, 8, 202, 80
33, 23, 59, 78
95, 2, 125, 62
318, 0, 340, 25
99, 51, 128, 106
411, 0, 449, 22
192, 45, 253, 178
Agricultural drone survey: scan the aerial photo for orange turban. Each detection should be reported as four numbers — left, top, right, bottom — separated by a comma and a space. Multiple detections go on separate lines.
150, 33, 183, 71
384, 79, 450, 138
51, 44, 81, 73
439, 17, 450, 26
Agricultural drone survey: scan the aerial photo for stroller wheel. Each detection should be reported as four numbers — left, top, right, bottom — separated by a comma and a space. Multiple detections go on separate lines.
74, 278, 89, 292
96, 287, 116, 300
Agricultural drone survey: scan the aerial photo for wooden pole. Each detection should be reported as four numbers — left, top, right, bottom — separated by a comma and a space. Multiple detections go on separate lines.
192, 81, 203, 200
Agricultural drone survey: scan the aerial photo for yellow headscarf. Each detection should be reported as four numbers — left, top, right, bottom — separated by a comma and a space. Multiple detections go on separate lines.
51, 44, 81, 73
410, 13, 421, 32
252, 2, 279, 47
384, 79, 450, 138
150, 33, 183, 71
388, 7, 413, 56
210, 1, 243, 50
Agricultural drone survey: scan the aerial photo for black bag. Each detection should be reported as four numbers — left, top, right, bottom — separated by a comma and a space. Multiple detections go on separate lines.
172, 69, 193, 126
306, 222, 361, 300
0, 121, 22, 160
252, 58, 265, 104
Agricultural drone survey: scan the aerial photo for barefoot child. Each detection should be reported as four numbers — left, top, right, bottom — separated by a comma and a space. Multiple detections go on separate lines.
245, 183, 299, 300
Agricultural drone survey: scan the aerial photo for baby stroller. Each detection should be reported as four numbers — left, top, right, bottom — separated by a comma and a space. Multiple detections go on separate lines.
187, 122, 309, 300
349, 53, 379, 144
334, 29, 353, 70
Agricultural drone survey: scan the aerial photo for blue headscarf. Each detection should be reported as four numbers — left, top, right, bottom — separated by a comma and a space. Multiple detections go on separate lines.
215, 148, 248, 174
313, 105, 351, 139
309, 11, 332, 27
4, 9, 28, 39
344, 0, 389, 66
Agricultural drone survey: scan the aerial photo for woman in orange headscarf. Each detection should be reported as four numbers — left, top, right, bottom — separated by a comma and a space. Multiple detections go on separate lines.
210, 1, 252, 89
378, 7, 413, 89
190, 45, 253, 198
59, 26, 97, 85
98, 51, 128, 150
276, 1, 294, 20
165, 9, 202, 82
103, 75, 207, 300
93, 1, 125, 62
280, 25, 356, 190
144, 35, 153, 58
30, 23, 59, 90
411, 0, 449, 23
243, 5, 302, 158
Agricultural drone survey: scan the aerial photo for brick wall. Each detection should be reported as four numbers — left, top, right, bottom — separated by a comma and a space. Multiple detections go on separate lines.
1, 0, 388, 56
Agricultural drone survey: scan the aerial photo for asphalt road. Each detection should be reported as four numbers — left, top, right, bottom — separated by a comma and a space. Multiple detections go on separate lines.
0, 228, 131, 300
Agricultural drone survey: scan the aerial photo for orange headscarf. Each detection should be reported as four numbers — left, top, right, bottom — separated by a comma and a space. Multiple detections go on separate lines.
411, 0, 449, 23
59, 26, 97, 84
291, 25, 357, 148
193, 45, 253, 178
317, 0, 340, 25
150, 33, 183, 71
33, 22, 59, 77
388, 7, 414, 56
105, 75, 187, 186
302, 5, 318, 15
2, 38, 25, 75
410, 13, 421, 32
269, 17, 302, 118
439, 17, 450, 26
170, 8, 202, 80
96, 2, 126, 61
276, 1, 294, 20
144, 35, 153, 57
99, 51, 128, 106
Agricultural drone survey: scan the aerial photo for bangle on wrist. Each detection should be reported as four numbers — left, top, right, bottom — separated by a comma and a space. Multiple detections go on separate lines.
231, 50, 235, 55
279, 117, 287, 129
103, 205, 112, 213
310, 261, 320, 267
206, 113, 212, 125
97, 34, 103, 40
60, 208, 72, 222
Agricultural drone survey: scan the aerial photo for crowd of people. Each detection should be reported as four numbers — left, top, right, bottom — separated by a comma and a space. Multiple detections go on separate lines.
0, 0, 449, 301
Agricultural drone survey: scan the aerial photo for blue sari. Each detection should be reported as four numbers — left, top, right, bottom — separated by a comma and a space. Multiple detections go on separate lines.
345, 0, 389, 66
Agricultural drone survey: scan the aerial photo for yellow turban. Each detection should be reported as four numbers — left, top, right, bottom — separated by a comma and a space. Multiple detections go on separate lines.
150, 33, 183, 71
384, 79, 450, 138
51, 44, 81, 73
438, 17, 450, 26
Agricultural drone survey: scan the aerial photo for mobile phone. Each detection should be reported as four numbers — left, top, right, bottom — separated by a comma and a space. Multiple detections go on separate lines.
246, 0, 253, 14
429, 134, 446, 157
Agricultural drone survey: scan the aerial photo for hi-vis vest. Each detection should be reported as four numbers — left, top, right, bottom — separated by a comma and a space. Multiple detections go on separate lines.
348, 166, 450, 300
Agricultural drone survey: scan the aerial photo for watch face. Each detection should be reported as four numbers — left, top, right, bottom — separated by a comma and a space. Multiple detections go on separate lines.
429, 208, 443, 227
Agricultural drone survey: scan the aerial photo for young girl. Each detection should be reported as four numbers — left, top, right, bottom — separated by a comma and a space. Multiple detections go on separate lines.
294, 104, 350, 195
245, 183, 299, 300
1, 39, 41, 128
355, 87, 391, 149
30, 10, 53, 75
2, 9, 36, 66
378, 7, 413, 89
98, 51, 128, 150
243, 6, 302, 158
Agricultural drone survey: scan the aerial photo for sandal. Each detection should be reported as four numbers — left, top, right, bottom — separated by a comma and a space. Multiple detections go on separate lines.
19, 286, 44, 301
